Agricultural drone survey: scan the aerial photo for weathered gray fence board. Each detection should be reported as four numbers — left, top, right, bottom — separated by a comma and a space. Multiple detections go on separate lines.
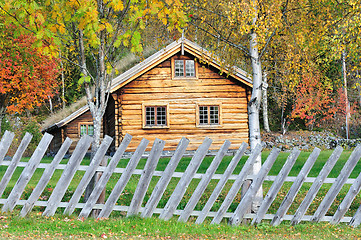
20, 137, 72, 217
230, 147, 280, 226
330, 146, 361, 224
211, 144, 263, 225
42, 135, 92, 217
271, 147, 321, 226
195, 142, 248, 224
311, 144, 361, 223
252, 148, 300, 225
159, 137, 212, 221
78, 134, 132, 219
0, 131, 15, 165
141, 137, 189, 218
0, 132, 32, 198
291, 146, 343, 225
97, 138, 149, 219
127, 139, 165, 217
2, 133, 53, 212
64, 135, 113, 215
179, 140, 231, 222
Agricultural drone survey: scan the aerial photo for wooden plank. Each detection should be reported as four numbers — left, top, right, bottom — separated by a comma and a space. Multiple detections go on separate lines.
0, 132, 32, 198
331, 146, 361, 224
159, 137, 213, 221
211, 144, 263, 225
271, 147, 321, 226
0, 131, 15, 165
63, 135, 113, 215
2, 133, 53, 212
141, 137, 189, 218
127, 138, 165, 216
42, 135, 92, 217
291, 146, 343, 225
97, 138, 149, 219
20, 137, 72, 217
252, 148, 300, 225
178, 140, 231, 222
78, 134, 132, 219
195, 142, 248, 224
311, 144, 361, 223
229, 147, 280, 226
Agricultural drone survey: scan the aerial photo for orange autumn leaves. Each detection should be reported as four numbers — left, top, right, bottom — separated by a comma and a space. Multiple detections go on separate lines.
0, 27, 59, 114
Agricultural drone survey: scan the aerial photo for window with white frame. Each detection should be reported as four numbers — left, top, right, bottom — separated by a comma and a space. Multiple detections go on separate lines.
80, 124, 94, 136
174, 59, 195, 77
145, 106, 167, 127
198, 105, 219, 125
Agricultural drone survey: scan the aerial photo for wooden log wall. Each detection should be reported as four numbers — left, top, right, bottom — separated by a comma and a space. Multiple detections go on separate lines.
116, 53, 250, 151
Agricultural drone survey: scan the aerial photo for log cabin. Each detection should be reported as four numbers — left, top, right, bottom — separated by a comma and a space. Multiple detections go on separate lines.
44, 38, 253, 153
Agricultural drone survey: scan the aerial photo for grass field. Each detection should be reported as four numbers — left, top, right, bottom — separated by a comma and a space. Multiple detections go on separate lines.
1, 149, 361, 239
1, 211, 361, 239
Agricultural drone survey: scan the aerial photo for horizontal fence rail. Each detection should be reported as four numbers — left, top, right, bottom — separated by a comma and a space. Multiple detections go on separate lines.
0, 130, 361, 227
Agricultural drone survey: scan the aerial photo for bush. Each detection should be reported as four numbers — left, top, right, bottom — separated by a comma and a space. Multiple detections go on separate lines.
0, 116, 43, 157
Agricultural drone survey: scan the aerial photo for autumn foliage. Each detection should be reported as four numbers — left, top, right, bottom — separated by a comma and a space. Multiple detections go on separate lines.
0, 26, 59, 115
289, 73, 336, 128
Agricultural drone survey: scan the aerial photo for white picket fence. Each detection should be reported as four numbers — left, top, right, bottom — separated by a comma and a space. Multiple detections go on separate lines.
0, 130, 361, 226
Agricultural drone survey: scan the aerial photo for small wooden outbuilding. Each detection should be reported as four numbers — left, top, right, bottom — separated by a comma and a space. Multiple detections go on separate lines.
44, 38, 252, 153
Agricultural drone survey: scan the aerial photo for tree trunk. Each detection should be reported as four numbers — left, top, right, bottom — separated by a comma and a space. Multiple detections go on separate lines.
245, 30, 263, 213
342, 50, 350, 139
262, 70, 270, 133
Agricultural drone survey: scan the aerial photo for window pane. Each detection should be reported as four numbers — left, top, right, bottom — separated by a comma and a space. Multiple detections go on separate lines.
88, 125, 94, 136
199, 106, 208, 125
175, 60, 184, 77
146, 107, 155, 126
157, 106, 167, 125
185, 60, 195, 77
80, 125, 87, 136
210, 106, 219, 124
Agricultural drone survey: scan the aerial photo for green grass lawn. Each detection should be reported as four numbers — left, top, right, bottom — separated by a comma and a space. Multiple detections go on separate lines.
1, 212, 361, 239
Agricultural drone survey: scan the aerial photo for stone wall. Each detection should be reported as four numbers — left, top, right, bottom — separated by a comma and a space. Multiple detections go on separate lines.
262, 131, 361, 151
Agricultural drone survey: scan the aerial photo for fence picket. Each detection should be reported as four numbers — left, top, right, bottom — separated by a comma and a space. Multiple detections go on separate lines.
330, 146, 361, 224
0, 132, 32, 198
159, 137, 213, 221
42, 135, 92, 217
78, 134, 132, 219
211, 144, 263, 224
252, 148, 300, 225
97, 138, 149, 219
0, 131, 15, 165
179, 140, 231, 222
141, 137, 189, 218
311, 144, 361, 222
195, 142, 248, 224
291, 146, 343, 225
20, 137, 73, 217
271, 147, 321, 226
230, 147, 280, 226
127, 138, 165, 216
64, 135, 113, 215
2, 133, 53, 212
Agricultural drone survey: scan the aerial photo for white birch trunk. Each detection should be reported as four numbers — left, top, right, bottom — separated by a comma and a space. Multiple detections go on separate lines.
262, 71, 270, 133
248, 30, 263, 211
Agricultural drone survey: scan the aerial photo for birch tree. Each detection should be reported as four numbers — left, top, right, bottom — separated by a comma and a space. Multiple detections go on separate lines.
185, 0, 288, 210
